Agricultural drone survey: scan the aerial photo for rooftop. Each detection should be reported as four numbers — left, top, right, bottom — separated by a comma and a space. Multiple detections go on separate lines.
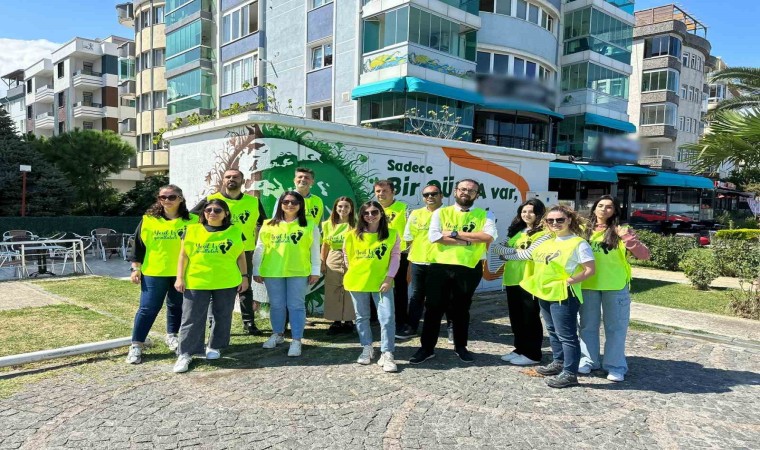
635, 4, 708, 37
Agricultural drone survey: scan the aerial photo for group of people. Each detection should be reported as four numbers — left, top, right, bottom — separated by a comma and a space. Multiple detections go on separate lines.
126, 165, 649, 388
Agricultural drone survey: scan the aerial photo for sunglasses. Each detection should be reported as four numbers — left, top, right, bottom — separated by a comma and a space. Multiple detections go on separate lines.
204, 207, 224, 214
158, 194, 179, 201
545, 218, 567, 225
363, 210, 381, 217
422, 192, 440, 198
281, 200, 299, 206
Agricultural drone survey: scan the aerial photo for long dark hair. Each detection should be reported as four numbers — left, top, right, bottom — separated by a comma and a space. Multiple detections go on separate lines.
145, 184, 191, 220
199, 198, 232, 227
586, 195, 623, 249
507, 199, 546, 238
355, 201, 389, 241
330, 196, 356, 227
269, 191, 307, 227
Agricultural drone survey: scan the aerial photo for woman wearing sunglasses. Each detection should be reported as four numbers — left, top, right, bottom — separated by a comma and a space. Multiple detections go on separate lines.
343, 201, 401, 373
253, 191, 321, 357
126, 185, 198, 365
579, 196, 649, 382
321, 196, 357, 335
173, 199, 247, 373
494, 205, 595, 388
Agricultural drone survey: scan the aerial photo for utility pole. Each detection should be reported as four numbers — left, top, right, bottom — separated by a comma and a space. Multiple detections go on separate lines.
20, 165, 31, 217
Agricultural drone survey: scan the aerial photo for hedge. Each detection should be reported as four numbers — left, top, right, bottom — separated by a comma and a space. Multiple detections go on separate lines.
714, 229, 760, 241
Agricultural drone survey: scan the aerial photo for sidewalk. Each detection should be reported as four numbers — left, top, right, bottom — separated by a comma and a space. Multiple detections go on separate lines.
632, 266, 743, 289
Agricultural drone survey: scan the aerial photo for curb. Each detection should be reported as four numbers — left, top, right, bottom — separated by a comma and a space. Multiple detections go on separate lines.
631, 319, 760, 351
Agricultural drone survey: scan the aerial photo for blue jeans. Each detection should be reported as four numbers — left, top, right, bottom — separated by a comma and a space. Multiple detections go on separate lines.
350, 291, 395, 353
579, 287, 631, 374
264, 277, 307, 340
538, 293, 581, 374
131, 275, 183, 343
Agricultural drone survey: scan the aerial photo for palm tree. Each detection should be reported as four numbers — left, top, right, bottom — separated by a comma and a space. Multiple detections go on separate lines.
684, 109, 760, 175
708, 67, 760, 114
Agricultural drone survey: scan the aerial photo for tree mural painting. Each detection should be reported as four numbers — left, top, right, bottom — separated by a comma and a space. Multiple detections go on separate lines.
202, 123, 376, 313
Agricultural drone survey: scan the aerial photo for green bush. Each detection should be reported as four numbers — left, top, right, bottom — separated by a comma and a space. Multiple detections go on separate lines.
714, 229, 760, 240
711, 237, 760, 278
633, 229, 699, 271
714, 210, 759, 230
680, 249, 719, 289
728, 282, 760, 320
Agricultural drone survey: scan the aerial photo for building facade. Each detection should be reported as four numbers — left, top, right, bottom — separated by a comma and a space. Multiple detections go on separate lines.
0, 70, 27, 134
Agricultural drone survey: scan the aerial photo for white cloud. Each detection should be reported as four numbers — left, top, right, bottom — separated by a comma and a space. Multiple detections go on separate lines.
0, 38, 61, 97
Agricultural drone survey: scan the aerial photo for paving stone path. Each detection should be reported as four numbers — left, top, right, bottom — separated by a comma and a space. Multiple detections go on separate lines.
1, 297, 758, 449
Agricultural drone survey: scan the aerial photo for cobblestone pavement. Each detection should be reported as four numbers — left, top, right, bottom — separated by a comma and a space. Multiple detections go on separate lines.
1, 297, 758, 449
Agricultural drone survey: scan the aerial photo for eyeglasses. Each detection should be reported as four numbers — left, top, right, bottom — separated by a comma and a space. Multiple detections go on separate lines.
204, 207, 224, 214
281, 200, 299, 206
422, 192, 440, 198
457, 187, 477, 194
158, 194, 179, 201
545, 218, 567, 225
363, 210, 381, 217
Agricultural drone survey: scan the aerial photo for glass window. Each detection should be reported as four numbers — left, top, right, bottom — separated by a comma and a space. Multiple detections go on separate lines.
223, 14, 232, 43
476, 51, 490, 73
526, 61, 537, 78
480, 0, 495, 13
641, 103, 677, 126
311, 44, 331, 70
222, 1, 258, 44
312, 0, 332, 7
528, 4, 539, 24
493, 54, 508, 75
142, 9, 151, 28
166, 19, 201, 57
682, 52, 689, 66
142, 51, 152, 69
516, 0, 527, 20
154, 6, 165, 24
153, 91, 167, 109
494, 0, 510, 15
153, 48, 166, 67
231, 9, 241, 40
513, 57, 524, 77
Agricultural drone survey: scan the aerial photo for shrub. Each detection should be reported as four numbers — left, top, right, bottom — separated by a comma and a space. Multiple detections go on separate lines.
714, 229, 760, 240
633, 229, 698, 271
711, 237, 760, 278
728, 281, 760, 320
680, 249, 719, 290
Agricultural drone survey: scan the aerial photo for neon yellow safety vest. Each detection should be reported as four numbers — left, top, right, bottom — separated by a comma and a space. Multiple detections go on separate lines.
407, 207, 436, 264
258, 220, 315, 277
183, 224, 244, 290
140, 214, 198, 277
322, 220, 352, 251
430, 206, 488, 268
520, 236, 586, 303
304, 194, 324, 226
343, 229, 398, 292
581, 229, 631, 291
383, 201, 408, 252
207, 192, 260, 251
502, 229, 546, 287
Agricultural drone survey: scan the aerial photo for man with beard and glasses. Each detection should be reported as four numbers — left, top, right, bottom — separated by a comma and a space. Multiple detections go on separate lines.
273, 167, 324, 226
409, 179, 497, 365
192, 169, 267, 335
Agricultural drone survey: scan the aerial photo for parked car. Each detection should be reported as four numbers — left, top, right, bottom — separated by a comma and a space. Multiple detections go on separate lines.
632, 209, 694, 223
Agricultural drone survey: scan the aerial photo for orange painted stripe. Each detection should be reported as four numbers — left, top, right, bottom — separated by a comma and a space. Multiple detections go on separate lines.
441, 147, 530, 202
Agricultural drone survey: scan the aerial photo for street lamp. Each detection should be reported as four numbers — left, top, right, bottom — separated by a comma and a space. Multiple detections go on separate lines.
20, 165, 31, 217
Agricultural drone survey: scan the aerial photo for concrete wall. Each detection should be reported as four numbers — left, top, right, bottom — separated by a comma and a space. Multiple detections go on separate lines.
262, 0, 307, 113
333, 0, 359, 125
478, 13, 559, 67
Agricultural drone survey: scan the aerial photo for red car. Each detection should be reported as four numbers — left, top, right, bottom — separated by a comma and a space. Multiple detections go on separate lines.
632, 209, 693, 222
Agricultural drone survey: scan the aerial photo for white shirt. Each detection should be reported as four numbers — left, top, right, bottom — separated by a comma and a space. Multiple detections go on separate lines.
251, 225, 322, 276
555, 234, 595, 275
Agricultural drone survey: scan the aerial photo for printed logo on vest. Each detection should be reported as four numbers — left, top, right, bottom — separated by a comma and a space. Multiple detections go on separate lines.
177, 226, 187, 239
591, 241, 612, 255
237, 211, 250, 224
309, 206, 319, 218
387, 211, 397, 222
218, 239, 233, 254
374, 243, 388, 260
461, 221, 477, 233
534, 249, 561, 265
290, 230, 304, 244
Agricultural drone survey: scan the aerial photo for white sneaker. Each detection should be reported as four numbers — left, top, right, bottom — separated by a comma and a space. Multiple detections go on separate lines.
357, 345, 374, 365
380, 352, 398, 373
510, 355, 540, 366
500, 351, 520, 362
165, 333, 179, 352
607, 371, 625, 382
263, 333, 284, 349
577, 365, 593, 375
205, 348, 221, 360
125, 344, 142, 364
288, 340, 302, 357
173, 354, 192, 373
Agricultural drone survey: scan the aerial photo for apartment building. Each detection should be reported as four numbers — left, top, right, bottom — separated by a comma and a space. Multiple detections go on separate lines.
0, 70, 27, 134
117, 0, 169, 174
627, 4, 712, 173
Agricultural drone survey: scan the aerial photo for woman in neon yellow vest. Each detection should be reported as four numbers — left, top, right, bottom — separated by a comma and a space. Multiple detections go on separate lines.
321, 196, 357, 335
498, 198, 546, 367
579, 195, 650, 382
253, 191, 321, 358
126, 185, 197, 365
172, 199, 247, 373
343, 201, 401, 373
496, 205, 595, 388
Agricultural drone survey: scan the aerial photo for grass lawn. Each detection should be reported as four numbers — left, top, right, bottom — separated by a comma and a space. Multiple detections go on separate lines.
630, 278, 733, 316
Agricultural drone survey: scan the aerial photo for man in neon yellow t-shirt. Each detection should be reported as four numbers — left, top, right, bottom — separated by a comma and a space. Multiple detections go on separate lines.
374, 180, 409, 331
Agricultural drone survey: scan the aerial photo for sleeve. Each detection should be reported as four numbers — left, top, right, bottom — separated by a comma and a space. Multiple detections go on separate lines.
342, 240, 349, 269
128, 220, 146, 263
497, 233, 553, 260
257, 200, 267, 227
386, 235, 401, 278
310, 227, 322, 276
271, 198, 279, 218
403, 213, 414, 242
190, 198, 208, 215
575, 241, 595, 264
428, 209, 443, 242
251, 237, 265, 276
482, 211, 498, 240
621, 229, 651, 260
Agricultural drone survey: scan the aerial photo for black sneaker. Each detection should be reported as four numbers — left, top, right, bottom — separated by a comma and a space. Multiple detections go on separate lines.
455, 347, 474, 363
341, 321, 355, 333
326, 322, 343, 336
536, 360, 564, 376
395, 325, 416, 340
409, 348, 435, 365
245, 323, 263, 336
545, 371, 579, 388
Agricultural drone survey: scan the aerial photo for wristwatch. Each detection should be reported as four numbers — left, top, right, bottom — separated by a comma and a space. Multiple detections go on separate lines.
450, 230, 459, 239
130, 267, 141, 273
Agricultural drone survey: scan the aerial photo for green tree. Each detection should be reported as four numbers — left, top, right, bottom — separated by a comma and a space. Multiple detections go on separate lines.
119, 174, 170, 216
40, 129, 136, 215
708, 67, 760, 114
0, 109, 74, 216
684, 109, 760, 175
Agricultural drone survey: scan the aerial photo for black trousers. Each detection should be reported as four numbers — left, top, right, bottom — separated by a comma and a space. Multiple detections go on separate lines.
408, 263, 451, 331
393, 253, 410, 326
420, 262, 482, 351
505, 285, 544, 361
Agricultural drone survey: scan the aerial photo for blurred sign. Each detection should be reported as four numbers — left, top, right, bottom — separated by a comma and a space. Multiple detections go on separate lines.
19, 165, 31, 172
595, 135, 641, 163
477, 75, 556, 110
714, 180, 736, 190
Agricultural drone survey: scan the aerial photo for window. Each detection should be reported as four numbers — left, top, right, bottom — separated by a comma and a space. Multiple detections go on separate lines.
678, 116, 684, 131
142, 9, 151, 29
493, 54, 509, 75
641, 69, 679, 92
561, 62, 628, 99
542, 13, 553, 32
222, 1, 259, 44
83, 121, 94, 130
516, 0, 527, 19
681, 84, 687, 98
57, 91, 64, 106
135, 11, 141, 32
27, 106, 32, 120
310, 105, 332, 121
311, 43, 332, 70
682, 52, 689, 66
513, 57, 525, 77
688, 86, 695, 101
690, 54, 696, 69
140, 93, 151, 111
495, 0, 511, 15
57, 62, 64, 78
154, 6, 165, 24
641, 103, 677, 126
26, 79, 32, 93
528, 4, 539, 24
222, 54, 256, 95
644, 35, 682, 58
312, 0, 332, 7
58, 122, 65, 134
153, 91, 167, 109
142, 51, 152, 70
136, 55, 141, 72
476, 51, 490, 73
153, 48, 165, 67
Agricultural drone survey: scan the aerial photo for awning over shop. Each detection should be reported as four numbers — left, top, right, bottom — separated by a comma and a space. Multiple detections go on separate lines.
638, 171, 715, 189
549, 162, 618, 183
405, 77, 482, 104
350, 77, 406, 99
584, 113, 637, 134
480, 99, 564, 119
612, 165, 657, 176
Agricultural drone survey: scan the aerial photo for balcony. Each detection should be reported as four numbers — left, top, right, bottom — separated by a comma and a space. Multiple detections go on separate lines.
116, 2, 134, 27
137, 150, 170, 173
118, 42, 135, 59
119, 80, 136, 98
72, 70, 103, 89
640, 124, 677, 141
35, 85, 54, 103
73, 102, 105, 119
638, 155, 676, 170
119, 118, 136, 135
34, 111, 55, 129
6, 84, 25, 100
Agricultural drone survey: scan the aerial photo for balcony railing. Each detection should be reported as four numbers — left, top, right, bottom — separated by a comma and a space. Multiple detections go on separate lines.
473, 134, 550, 153
35, 85, 54, 102
118, 80, 136, 98
72, 70, 104, 88
116, 2, 134, 25
35, 111, 54, 120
